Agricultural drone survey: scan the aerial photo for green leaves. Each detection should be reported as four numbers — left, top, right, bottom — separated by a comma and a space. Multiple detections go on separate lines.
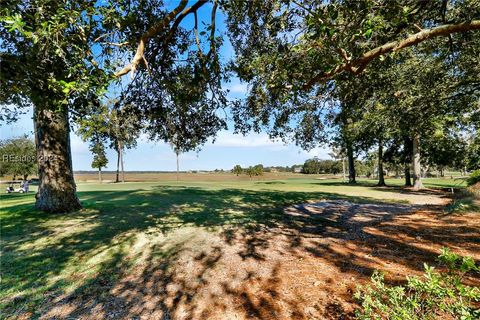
1, 13, 25, 32
59, 80, 77, 94
356, 248, 480, 320
364, 28, 373, 39
466, 170, 480, 187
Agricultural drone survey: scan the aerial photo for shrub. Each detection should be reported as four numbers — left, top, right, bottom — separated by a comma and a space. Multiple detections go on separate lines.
354, 248, 480, 320
467, 170, 480, 187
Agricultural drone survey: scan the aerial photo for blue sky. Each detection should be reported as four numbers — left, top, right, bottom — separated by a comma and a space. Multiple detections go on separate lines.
0, 106, 331, 171
0, 1, 332, 171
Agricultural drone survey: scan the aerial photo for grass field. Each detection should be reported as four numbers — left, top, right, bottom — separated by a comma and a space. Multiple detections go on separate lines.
1, 176, 477, 319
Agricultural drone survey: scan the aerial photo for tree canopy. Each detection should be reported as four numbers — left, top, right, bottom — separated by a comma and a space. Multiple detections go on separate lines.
1, 0, 479, 211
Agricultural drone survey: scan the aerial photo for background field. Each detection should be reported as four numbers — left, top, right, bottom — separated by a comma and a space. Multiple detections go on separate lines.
72, 171, 469, 185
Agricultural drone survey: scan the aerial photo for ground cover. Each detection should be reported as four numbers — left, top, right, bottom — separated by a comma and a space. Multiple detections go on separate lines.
1, 177, 478, 319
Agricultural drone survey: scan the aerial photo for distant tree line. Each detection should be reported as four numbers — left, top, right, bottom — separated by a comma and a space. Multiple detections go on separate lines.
302, 158, 343, 175
232, 164, 264, 177
301, 153, 476, 179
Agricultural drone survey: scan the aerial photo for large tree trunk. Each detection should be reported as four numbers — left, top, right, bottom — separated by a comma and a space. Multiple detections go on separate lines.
98, 168, 102, 183
412, 133, 424, 190
377, 139, 386, 186
347, 144, 356, 184
342, 157, 346, 182
34, 105, 81, 213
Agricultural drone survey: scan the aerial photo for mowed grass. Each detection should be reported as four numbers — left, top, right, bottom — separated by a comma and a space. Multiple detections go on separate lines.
0, 176, 468, 318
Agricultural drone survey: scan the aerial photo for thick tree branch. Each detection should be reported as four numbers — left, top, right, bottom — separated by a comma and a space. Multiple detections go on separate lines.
165, 0, 208, 48
207, 0, 218, 57
115, 0, 206, 78
304, 20, 480, 90
103, 41, 129, 47
94, 32, 113, 42
194, 11, 204, 58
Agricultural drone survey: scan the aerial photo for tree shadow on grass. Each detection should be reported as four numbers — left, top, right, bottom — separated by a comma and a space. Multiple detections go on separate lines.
311, 179, 466, 190
369, 185, 453, 197
309, 180, 456, 200
1, 186, 478, 319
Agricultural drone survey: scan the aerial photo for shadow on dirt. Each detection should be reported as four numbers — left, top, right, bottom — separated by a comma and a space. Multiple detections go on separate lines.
1, 186, 478, 319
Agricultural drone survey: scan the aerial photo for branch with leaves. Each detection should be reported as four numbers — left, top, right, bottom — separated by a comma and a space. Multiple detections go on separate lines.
115, 0, 209, 78
304, 20, 480, 89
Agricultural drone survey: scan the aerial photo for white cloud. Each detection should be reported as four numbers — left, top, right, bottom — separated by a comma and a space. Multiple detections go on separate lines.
211, 131, 286, 148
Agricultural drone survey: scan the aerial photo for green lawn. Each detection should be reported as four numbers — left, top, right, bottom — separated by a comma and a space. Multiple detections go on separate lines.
0, 177, 468, 318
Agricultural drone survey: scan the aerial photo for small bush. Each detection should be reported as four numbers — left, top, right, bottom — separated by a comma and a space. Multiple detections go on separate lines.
467, 170, 480, 187
355, 248, 480, 320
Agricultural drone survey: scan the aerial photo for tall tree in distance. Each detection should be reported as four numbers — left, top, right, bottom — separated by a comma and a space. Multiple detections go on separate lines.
232, 165, 243, 176
332, 76, 371, 184
90, 141, 108, 182
77, 103, 110, 183
387, 44, 479, 189
169, 139, 181, 181
78, 101, 140, 184
106, 106, 140, 183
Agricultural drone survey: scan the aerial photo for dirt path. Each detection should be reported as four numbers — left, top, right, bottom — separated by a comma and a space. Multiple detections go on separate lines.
40, 196, 479, 320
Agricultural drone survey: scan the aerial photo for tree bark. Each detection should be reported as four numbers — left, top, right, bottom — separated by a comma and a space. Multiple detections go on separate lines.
412, 133, 424, 190
347, 144, 356, 184
403, 137, 412, 186
115, 144, 120, 183
98, 167, 102, 183
34, 104, 81, 213
377, 139, 386, 186
404, 163, 412, 187
342, 157, 346, 182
